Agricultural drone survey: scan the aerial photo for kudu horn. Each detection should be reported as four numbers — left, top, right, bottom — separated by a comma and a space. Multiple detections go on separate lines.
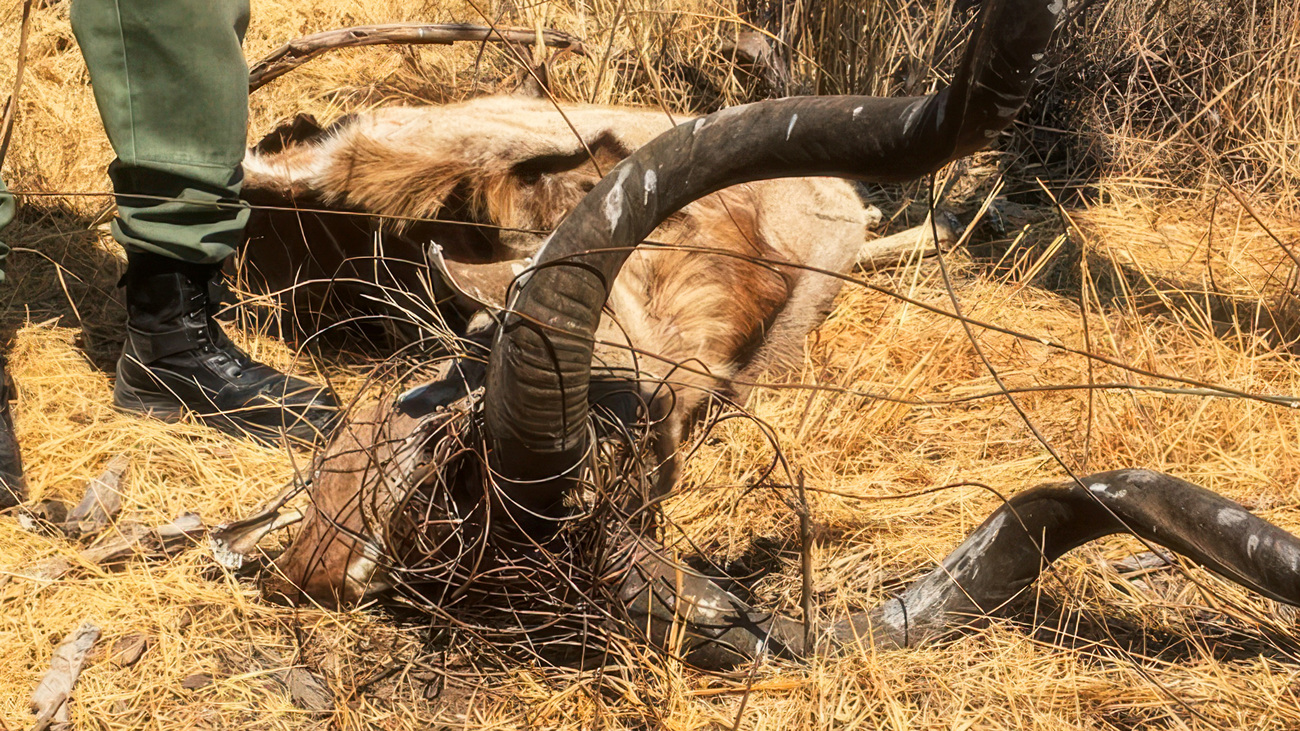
484, 0, 1056, 509
629, 470, 1300, 666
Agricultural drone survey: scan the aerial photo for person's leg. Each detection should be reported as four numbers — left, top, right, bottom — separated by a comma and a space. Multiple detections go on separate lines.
0, 179, 24, 507
71, 0, 338, 445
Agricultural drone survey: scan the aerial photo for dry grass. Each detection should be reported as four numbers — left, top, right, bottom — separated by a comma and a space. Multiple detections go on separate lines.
2, 0, 1300, 728
1039, 1, 1300, 209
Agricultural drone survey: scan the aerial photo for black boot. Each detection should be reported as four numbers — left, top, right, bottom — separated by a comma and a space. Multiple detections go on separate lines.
0, 355, 25, 509
113, 252, 339, 445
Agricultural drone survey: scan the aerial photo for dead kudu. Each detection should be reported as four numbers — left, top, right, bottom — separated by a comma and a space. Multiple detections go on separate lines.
225, 1, 1300, 669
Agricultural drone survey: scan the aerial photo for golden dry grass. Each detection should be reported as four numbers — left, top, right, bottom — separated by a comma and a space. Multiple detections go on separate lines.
2, 0, 1300, 728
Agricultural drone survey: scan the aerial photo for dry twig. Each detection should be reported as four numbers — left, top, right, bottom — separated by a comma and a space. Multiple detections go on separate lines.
0, 0, 33, 167
248, 23, 587, 92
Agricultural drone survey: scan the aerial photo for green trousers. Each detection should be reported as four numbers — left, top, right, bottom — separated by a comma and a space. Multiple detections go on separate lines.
9, 0, 246, 277
72, 0, 252, 265
2, 0, 251, 277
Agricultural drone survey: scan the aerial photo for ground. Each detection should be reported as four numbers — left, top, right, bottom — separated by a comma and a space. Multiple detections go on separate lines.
2, 0, 1300, 729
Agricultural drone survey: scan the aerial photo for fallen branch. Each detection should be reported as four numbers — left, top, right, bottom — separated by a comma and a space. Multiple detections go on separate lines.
80, 513, 205, 567
249, 23, 588, 92
19, 513, 208, 583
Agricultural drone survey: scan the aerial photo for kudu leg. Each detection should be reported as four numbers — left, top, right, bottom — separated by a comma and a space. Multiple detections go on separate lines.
627, 469, 1300, 668
855, 211, 961, 271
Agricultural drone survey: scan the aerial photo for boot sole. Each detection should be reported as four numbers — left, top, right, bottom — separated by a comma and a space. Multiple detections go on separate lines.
113, 383, 334, 447
112, 390, 187, 422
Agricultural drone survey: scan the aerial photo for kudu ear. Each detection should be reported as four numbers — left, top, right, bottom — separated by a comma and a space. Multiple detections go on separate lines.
242, 113, 353, 199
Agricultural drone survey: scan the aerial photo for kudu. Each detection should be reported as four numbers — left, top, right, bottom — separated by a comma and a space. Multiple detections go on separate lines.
219, 0, 1300, 668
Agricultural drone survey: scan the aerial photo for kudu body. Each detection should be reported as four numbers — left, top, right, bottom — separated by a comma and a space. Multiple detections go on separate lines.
224, 0, 1300, 668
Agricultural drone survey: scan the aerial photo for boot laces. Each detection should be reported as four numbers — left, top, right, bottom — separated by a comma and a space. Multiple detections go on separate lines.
188, 289, 242, 374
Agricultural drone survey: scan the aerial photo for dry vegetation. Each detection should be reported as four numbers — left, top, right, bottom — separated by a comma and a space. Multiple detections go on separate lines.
1, 0, 1299, 728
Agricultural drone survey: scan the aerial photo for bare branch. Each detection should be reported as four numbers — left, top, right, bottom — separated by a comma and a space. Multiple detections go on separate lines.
248, 23, 588, 92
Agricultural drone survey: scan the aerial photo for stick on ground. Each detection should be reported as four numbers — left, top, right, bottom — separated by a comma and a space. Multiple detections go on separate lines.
249, 23, 588, 92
